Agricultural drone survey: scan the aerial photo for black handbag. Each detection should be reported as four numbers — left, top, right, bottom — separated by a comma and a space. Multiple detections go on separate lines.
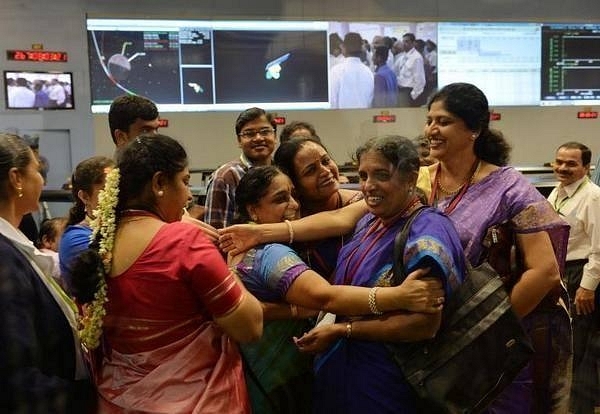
386, 208, 534, 414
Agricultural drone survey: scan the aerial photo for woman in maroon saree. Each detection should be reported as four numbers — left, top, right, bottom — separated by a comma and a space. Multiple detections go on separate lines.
70, 134, 263, 413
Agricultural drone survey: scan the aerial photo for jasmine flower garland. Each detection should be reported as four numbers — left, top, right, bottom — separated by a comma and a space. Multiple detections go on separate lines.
79, 167, 120, 349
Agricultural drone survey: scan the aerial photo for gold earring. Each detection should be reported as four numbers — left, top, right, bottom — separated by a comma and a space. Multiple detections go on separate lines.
157, 190, 164, 197
17, 186, 23, 198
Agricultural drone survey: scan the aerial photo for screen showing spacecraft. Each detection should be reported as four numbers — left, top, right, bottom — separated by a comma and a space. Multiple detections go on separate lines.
87, 20, 329, 112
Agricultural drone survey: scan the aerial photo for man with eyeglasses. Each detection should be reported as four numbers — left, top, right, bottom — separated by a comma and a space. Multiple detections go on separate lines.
204, 107, 277, 229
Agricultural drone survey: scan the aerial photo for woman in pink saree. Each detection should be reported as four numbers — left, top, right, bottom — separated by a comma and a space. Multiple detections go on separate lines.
70, 134, 263, 413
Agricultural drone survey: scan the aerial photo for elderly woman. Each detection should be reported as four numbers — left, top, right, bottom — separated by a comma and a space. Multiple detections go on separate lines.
231, 164, 446, 414
274, 137, 362, 278
421, 82, 571, 413
222, 136, 468, 413
58, 155, 115, 293
0, 133, 95, 412
70, 134, 263, 413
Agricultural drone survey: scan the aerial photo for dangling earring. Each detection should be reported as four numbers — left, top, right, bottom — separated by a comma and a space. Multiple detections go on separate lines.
157, 190, 164, 197
17, 186, 23, 198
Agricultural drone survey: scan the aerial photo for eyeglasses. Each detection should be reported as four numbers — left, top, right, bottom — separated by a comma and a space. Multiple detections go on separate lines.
238, 127, 275, 139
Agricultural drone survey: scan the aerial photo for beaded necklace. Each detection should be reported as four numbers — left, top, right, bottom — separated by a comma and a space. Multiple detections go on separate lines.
435, 160, 481, 196
429, 160, 481, 215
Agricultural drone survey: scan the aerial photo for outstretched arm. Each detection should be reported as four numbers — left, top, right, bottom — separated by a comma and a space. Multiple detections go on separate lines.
218, 200, 368, 255
285, 267, 444, 316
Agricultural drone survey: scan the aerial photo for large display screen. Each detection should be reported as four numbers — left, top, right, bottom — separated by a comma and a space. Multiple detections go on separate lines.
87, 19, 600, 111
437, 22, 541, 106
87, 19, 329, 112
541, 23, 600, 106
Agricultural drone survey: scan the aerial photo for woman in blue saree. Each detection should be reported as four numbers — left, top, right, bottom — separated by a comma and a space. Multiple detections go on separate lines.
229, 163, 447, 414
292, 136, 467, 413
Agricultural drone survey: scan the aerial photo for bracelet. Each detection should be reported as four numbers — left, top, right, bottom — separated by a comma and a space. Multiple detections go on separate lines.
345, 321, 353, 339
368, 287, 384, 315
284, 219, 294, 244
290, 303, 298, 318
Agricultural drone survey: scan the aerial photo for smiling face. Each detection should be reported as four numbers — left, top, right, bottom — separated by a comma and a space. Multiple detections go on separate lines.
247, 173, 299, 224
292, 141, 340, 203
553, 147, 589, 186
237, 115, 277, 165
358, 149, 415, 223
424, 99, 476, 162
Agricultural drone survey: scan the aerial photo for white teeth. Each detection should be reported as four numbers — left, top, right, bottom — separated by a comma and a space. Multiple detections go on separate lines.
367, 196, 382, 203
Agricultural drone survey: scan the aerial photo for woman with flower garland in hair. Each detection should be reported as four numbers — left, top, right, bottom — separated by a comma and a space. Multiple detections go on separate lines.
0, 133, 95, 413
70, 134, 263, 413
58, 155, 115, 294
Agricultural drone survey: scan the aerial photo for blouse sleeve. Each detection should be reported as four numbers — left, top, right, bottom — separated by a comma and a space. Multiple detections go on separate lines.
179, 224, 243, 317
404, 210, 467, 297
257, 243, 310, 300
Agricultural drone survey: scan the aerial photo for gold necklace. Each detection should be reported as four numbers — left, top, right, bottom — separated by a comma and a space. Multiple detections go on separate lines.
436, 160, 481, 195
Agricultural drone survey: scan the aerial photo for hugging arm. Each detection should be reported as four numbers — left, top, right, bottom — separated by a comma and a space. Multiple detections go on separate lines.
295, 311, 441, 354
218, 200, 368, 255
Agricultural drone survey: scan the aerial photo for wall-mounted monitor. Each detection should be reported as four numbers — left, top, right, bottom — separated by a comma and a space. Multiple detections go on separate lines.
540, 23, 600, 106
437, 22, 541, 106
4, 71, 74, 110
87, 19, 330, 113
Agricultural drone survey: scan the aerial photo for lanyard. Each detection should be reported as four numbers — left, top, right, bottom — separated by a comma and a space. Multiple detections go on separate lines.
342, 197, 421, 285
553, 178, 588, 215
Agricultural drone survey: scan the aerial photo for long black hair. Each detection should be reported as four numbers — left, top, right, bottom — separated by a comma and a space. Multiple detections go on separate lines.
428, 82, 511, 166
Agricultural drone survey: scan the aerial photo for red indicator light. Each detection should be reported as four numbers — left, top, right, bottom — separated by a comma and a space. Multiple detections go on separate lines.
373, 115, 396, 123
577, 111, 598, 119
158, 119, 169, 127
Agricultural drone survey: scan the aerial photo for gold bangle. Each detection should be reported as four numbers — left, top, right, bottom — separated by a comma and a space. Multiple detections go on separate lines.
345, 321, 353, 339
290, 303, 298, 318
368, 287, 383, 315
284, 219, 294, 244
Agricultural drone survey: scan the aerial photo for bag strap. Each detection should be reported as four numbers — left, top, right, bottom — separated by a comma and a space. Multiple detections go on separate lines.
392, 206, 427, 285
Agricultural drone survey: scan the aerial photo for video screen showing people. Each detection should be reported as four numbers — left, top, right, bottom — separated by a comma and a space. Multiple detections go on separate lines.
328, 21, 438, 109
4, 71, 74, 110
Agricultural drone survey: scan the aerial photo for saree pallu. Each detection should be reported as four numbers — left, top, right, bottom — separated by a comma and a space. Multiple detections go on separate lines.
241, 319, 314, 414
98, 317, 250, 414
426, 167, 572, 414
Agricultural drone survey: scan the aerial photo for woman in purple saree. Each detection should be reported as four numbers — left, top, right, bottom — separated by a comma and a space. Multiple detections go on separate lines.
422, 82, 571, 413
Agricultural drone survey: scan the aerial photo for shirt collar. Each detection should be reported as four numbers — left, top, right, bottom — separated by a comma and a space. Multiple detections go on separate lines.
0, 217, 56, 275
560, 175, 589, 198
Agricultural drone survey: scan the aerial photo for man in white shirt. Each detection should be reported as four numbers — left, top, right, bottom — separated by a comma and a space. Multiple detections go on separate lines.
548, 141, 600, 414
8, 78, 35, 108
47, 79, 66, 108
396, 33, 426, 107
329, 32, 374, 109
